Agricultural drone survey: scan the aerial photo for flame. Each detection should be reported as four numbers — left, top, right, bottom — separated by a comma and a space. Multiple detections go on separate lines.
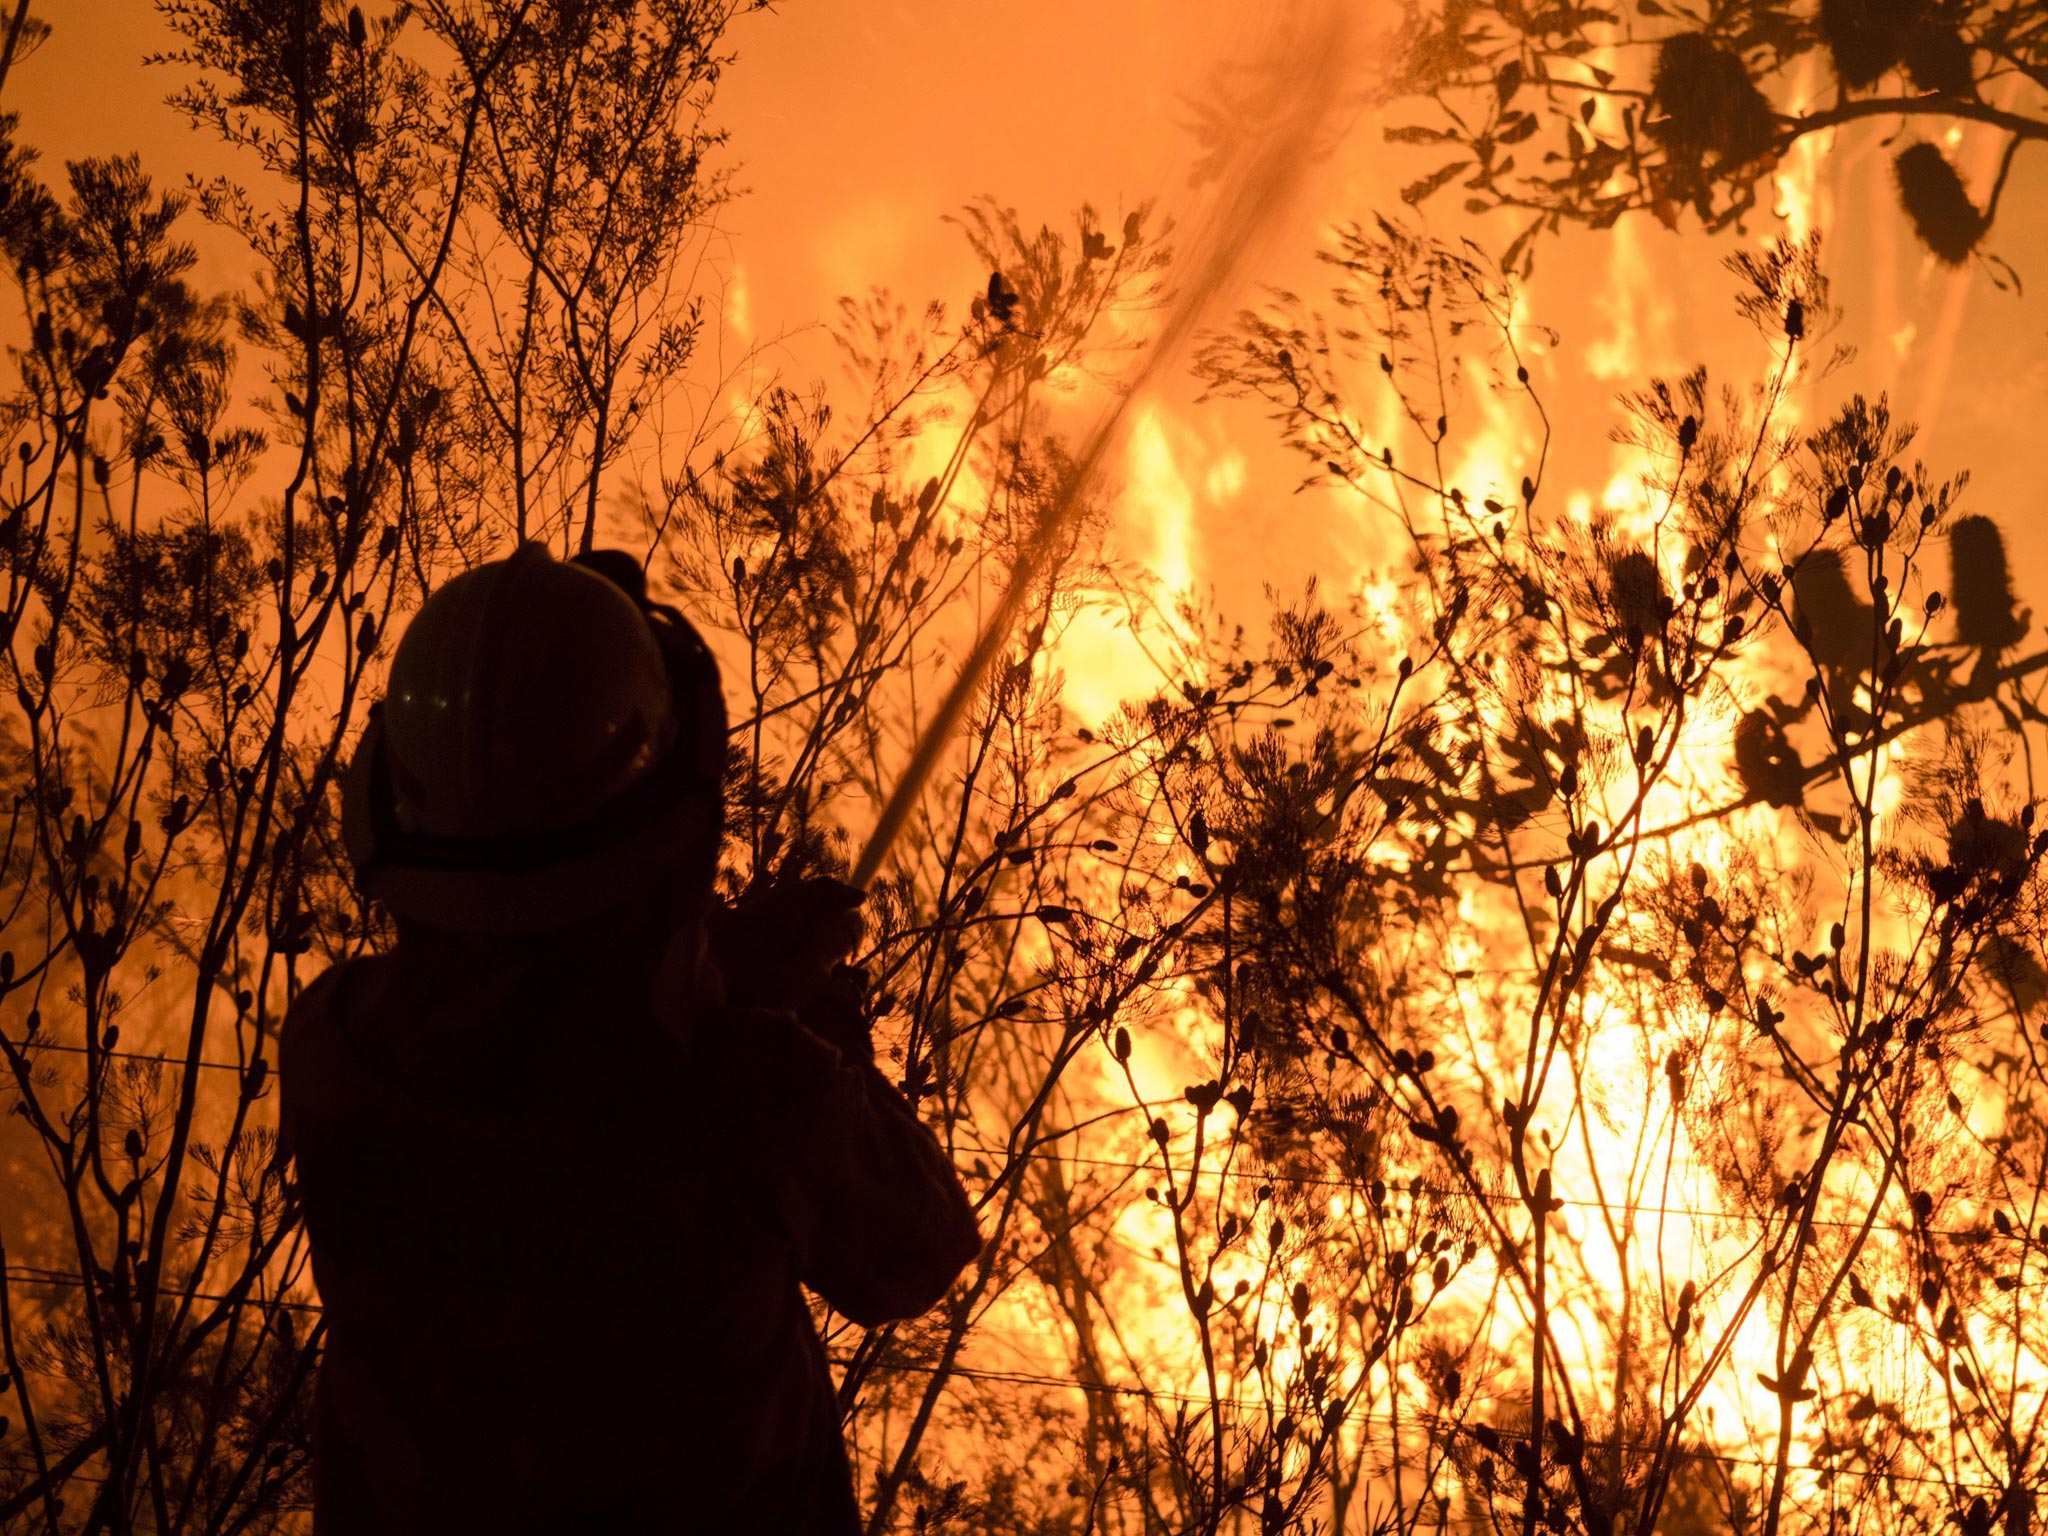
1046, 403, 1201, 725
18, 2, 2048, 1525
1583, 218, 1670, 383
1771, 56, 1830, 244
1128, 404, 1198, 599
725, 262, 754, 344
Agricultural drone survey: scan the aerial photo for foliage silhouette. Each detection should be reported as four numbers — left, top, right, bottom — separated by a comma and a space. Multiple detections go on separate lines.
1382, 0, 2047, 271
4, 4, 2048, 1535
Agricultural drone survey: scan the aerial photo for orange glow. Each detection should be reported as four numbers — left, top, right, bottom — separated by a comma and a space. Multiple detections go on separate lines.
13, 5, 2048, 1532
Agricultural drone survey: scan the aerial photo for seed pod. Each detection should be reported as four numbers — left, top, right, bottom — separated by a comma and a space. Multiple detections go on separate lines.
1733, 710, 1805, 808
1947, 800, 2027, 883
1649, 34, 1774, 166
1820, 0, 1912, 88
1894, 143, 1984, 264
1902, 21, 1972, 96
1607, 548, 1666, 638
1947, 514, 2026, 650
1791, 549, 1870, 669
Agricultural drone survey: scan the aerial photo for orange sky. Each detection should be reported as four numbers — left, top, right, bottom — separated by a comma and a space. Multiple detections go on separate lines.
16, 1, 2048, 644
11, 7, 2048, 1493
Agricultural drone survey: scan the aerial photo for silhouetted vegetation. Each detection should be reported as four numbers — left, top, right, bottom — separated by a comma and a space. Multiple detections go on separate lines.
3, 4, 2047, 1535
1383, 0, 2046, 271
0, 0, 757, 1526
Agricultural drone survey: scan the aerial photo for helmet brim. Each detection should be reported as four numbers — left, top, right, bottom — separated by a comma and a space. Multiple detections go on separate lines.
342, 708, 721, 934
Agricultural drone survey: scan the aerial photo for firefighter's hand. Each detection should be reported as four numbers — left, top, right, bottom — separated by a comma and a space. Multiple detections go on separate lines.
711, 877, 871, 1057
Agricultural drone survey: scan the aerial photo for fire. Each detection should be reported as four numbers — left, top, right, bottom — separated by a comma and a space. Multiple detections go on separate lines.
1047, 403, 1200, 725
1125, 405, 1199, 618
15, 4, 2045, 1530
1771, 56, 1831, 244
980, 104, 1995, 1512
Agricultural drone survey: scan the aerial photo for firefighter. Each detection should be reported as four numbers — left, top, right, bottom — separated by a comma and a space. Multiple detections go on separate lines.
281, 542, 980, 1534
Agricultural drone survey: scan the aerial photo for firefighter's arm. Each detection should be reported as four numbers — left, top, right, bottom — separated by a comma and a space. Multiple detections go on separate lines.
696, 1006, 978, 1323
700, 876, 980, 1322
783, 1026, 982, 1326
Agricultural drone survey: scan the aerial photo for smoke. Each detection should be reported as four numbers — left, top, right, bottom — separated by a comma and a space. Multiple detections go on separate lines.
853, 0, 1364, 886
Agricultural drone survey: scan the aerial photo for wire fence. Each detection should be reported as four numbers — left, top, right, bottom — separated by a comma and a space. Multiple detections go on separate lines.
2, 1039, 2028, 1243
0, 1265, 2029, 1501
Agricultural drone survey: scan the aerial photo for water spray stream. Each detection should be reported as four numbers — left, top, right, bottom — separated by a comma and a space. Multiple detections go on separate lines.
851, 0, 1360, 888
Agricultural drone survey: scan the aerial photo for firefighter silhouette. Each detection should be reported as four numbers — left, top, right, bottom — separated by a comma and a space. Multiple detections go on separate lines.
283, 543, 980, 1533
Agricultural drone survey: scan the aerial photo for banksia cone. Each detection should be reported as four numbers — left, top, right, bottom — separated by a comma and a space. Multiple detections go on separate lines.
1947, 800, 2027, 882
1903, 21, 1973, 96
1734, 710, 1806, 807
1894, 143, 1984, 263
1820, 0, 1911, 89
1650, 35, 1775, 166
1607, 548, 1666, 636
1983, 933, 2047, 1012
1947, 515, 2027, 650
1791, 549, 1870, 670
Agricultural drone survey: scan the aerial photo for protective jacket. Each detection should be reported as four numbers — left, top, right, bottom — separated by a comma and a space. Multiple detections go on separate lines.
280, 926, 980, 1534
